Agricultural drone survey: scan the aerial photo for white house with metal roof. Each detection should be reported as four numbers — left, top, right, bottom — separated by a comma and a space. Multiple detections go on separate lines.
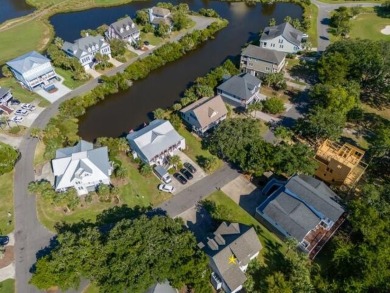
240, 44, 287, 77
217, 73, 262, 108
199, 222, 262, 293
126, 119, 185, 166
62, 35, 111, 69
51, 140, 112, 196
6, 51, 58, 91
260, 22, 304, 53
106, 16, 140, 44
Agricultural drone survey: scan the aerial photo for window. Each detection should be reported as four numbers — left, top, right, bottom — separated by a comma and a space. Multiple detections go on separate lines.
265, 67, 271, 71
263, 42, 267, 47
279, 39, 283, 44
271, 43, 275, 47
279, 45, 284, 49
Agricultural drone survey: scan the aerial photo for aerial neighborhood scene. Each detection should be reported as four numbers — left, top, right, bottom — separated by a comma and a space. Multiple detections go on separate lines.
0, 0, 390, 292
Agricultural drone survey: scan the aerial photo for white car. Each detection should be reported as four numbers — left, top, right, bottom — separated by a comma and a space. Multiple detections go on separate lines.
14, 109, 29, 116
9, 116, 23, 123
158, 184, 175, 193
21, 103, 36, 111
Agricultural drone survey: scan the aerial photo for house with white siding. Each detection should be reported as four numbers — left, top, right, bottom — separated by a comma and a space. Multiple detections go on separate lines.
6, 51, 58, 91
62, 35, 111, 69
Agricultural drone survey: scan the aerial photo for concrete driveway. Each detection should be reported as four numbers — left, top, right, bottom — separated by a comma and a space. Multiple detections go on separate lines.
171, 151, 206, 194
221, 176, 261, 216
35, 81, 71, 103
18, 106, 44, 128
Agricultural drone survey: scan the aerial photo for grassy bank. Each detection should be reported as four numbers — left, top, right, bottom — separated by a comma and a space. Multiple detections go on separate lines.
307, 4, 318, 47
0, 172, 14, 234
0, 77, 47, 105
0, 19, 52, 65
206, 190, 285, 259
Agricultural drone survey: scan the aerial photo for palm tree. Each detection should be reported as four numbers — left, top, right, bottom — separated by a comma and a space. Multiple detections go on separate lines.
168, 155, 181, 170
117, 138, 130, 154
285, 237, 299, 256
153, 108, 166, 120
247, 101, 263, 118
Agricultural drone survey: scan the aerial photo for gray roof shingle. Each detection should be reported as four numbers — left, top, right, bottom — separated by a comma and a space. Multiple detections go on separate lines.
258, 175, 345, 241
261, 22, 303, 47
109, 16, 139, 38
203, 222, 262, 292
241, 44, 287, 65
217, 73, 261, 101
62, 35, 108, 59
7, 51, 51, 74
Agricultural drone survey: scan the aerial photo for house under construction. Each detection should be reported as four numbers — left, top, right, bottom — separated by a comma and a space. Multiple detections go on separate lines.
315, 139, 368, 187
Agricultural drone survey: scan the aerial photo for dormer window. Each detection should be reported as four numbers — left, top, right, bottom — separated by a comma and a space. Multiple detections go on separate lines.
131, 23, 135, 28
88, 47, 91, 53
126, 25, 130, 31
120, 27, 124, 33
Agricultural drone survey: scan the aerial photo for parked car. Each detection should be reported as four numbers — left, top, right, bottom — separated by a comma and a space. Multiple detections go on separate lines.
154, 165, 172, 183
10, 99, 20, 105
174, 173, 187, 185
180, 168, 193, 180
9, 116, 23, 123
21, 103, 36, 111
0, 236, 9, 246
15, 109, 29, 116
158, 184, 175, 193
184, 162, 196, 174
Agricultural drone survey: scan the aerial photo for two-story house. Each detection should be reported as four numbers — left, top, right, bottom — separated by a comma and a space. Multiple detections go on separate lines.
256, 175, 346, 259
199, 222, 262, 293
314, 139, 368, 187
62, 35, 111, 69
148, 6, 173, 29
180, 95, 228, 136
240, 44, 287, 77
52, 140, 113, 196
106, 16, 140, 44
0, 87, 14, 115
126, 119, 185, 166
6, 51, 58, 91
260, 22, 304, 54
217, 73, 262, 108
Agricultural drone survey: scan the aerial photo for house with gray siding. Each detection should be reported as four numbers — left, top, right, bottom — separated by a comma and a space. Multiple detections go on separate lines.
127, 119, 185, 166
6, 51, 58, 91
256, 175, 345, 258
0, 87, 13, 105
240, 44, 287, 77
148, 6, 173, 29
260, 22, 304, 53
62, 35, 111, 69
180, 95, 228, 136
217, 73, 262, 108
199, 222, 262, 293
106, 16, 140, 44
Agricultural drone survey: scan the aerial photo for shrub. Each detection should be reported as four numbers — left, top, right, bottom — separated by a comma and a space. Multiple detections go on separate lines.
262, 97, 285, 114
0, 142, 19, 175
8, 126, 21, 134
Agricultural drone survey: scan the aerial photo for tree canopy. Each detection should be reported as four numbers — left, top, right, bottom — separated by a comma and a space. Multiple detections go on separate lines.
30, 209, 210, 293
0, 142, 19, 175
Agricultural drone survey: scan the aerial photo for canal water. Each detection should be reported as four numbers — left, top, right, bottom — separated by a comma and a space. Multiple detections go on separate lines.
0, 0, 34, 24
49, 0, 302, 140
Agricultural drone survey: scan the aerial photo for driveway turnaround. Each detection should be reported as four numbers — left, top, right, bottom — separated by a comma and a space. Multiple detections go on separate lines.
158, 164, 240, 218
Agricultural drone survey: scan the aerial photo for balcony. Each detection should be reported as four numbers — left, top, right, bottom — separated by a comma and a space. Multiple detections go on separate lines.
28, 71, 57, 87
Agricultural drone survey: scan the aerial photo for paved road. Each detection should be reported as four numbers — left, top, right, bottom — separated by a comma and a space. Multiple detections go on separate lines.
312, 0, 380, 51
12, 16, 215, 293
158, 164, 240, 218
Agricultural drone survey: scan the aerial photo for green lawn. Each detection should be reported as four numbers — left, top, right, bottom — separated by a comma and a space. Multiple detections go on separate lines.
0, 20, 52, 66
140, 32, 164, 46
361, 104, 390, 121
0, 77, 47, 106
206, 191, 286, 260
307, 4, 318, 48
34, 141, 47, 167
350, 10, 390, 41
124, 50, 138, 62
0, 279, 15, 293
0, 172, 14, 235
178, 127, 223, 173
55, 67, 87, 89
36, 155, 170, 231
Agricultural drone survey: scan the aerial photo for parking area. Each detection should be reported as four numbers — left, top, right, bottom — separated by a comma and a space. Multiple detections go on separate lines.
35, 78, 71, 103
170, 151, 207, 195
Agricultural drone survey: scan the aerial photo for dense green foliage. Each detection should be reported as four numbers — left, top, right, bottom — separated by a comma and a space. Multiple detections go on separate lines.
262, 97, 285, 114
0, 142, 19, 175
30, 210, 210, 293
206, 118, 317, 176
